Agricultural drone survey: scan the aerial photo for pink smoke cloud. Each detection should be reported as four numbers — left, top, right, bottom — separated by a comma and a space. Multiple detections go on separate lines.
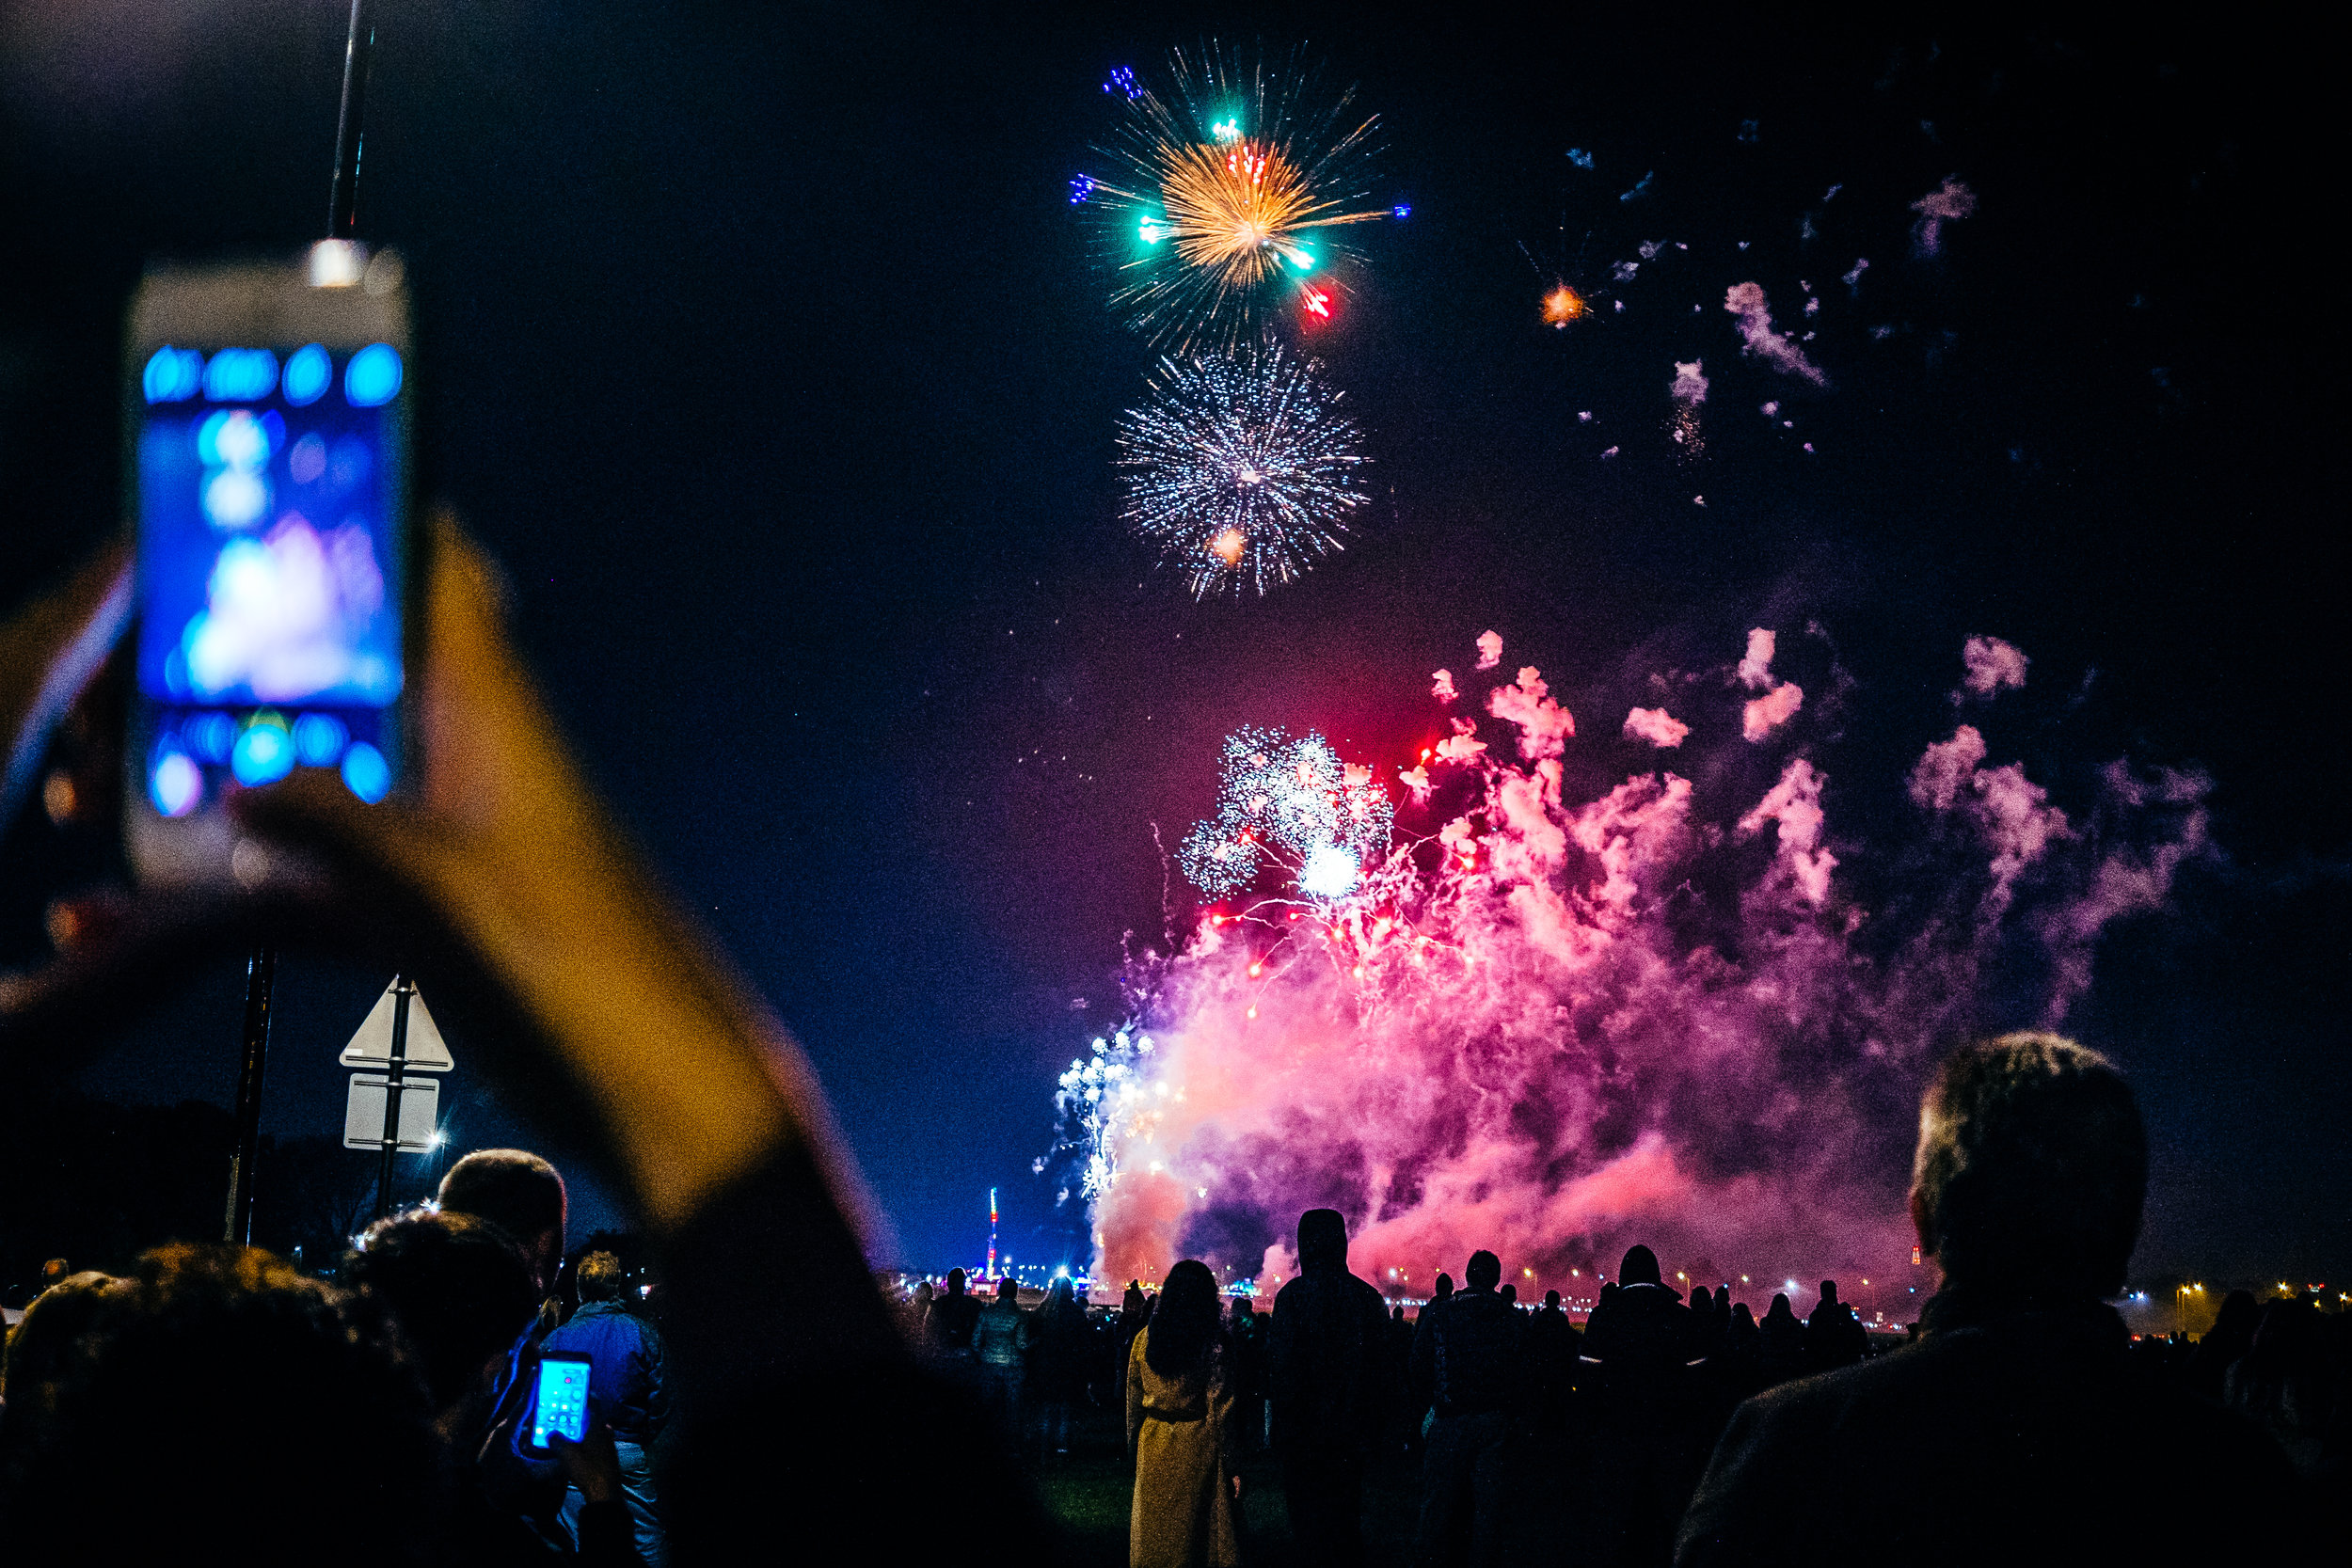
1724, 282, 1828, 387
1434, 717, 1487, 765
1742, 683, 1804, 741
1736, 628, 1777, 691
1670, 360, 1709, 407
1955, 635, 2028, 702
1487, 666, 1575, 760
1911, 176, 1977, 256
1064, 629, 2207, 1308
1623, 706, 1690, 748
1474, 631, 1503, 671
1432, 669, 1459, 703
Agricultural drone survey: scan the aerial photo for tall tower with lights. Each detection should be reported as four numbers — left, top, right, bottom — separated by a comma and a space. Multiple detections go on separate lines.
986, 1187, 998, 1282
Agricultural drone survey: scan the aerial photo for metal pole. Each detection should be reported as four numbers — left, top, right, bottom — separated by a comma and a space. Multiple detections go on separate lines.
326, 0, 376, 238
373, 975, 412, 1220
222, 946, 278, 1244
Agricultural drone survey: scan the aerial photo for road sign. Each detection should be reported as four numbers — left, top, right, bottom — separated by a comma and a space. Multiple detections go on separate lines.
343, 1074, 441, 1151
340, 979, 453, 1071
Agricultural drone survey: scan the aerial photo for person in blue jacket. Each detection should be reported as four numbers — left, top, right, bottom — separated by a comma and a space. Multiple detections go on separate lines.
542, 1250, 671, 1565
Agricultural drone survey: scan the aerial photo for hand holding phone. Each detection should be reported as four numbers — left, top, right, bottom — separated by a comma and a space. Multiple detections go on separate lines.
528, 1353, 594, 1453
124, 243, 414, 887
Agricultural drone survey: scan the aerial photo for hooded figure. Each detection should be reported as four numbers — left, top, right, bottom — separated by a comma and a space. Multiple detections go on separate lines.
1266, 1209, 1392, 1565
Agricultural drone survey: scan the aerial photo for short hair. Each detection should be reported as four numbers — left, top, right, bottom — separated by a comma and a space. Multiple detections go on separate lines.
6, 1244, 437, 1560
437, 1148, 566, 1250
576, 1250, 624, 1303
1912, 1033, 2145, 1299
1, 1271, 115, 1411
1465, 1251, 1502, 1291
343, 1211, 540, 1406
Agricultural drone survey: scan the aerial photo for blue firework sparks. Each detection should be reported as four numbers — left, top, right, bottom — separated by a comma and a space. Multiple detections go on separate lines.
1116, 342, 1368, 598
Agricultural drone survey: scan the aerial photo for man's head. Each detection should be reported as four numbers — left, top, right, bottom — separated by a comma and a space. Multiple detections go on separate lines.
1911, 1033, 2146, 1300
996, 1276, 1019, 1304
1618, 1245, 1662, 1288
576, 1250, 624, 1304
1432, 1273, 1454, 1301
1465, 1251, 1502, 1291
1297, 1209, 1348, 1273
1544, 1290, 1561, 1310
343, 1211, 540, 1418
1820, 1279, 1839, 1306
437, 1148, 566, 1291
946, 1267, 967, 1296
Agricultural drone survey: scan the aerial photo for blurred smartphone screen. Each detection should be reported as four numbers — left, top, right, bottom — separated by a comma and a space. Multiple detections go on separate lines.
124, 248, 410, 882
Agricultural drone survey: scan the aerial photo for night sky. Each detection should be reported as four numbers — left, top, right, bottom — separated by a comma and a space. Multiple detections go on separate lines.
1, 8, 2341, 1286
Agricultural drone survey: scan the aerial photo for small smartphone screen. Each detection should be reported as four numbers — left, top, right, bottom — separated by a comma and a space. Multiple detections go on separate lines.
529, 1354, 593, 1450
132, 338, 406, 818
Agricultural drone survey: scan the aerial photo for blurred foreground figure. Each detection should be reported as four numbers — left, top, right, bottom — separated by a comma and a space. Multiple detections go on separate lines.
3, 1245, 440, 1562
1267, 1209, 1391, 1568
0, 524, 1046, 1560
1677, 1034, 2305, 1564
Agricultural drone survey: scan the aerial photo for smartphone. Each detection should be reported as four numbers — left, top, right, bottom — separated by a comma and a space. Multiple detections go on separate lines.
528, 1353, 595, 1452
122, 242, 414, 886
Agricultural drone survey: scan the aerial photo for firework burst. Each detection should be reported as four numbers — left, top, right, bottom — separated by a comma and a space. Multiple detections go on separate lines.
1077, 45, 1388, 351
1176, 724, 1394, 900
1117, 343, 1369, 597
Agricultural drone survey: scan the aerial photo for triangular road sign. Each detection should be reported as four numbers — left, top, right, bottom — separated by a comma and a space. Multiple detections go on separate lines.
339, 978, 454, 1071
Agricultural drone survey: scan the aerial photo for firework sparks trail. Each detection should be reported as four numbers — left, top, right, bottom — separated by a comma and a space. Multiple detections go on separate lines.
1050, 631, 2212, 1299
1117, 343, 1369, 597
1078, 45, 1389, 351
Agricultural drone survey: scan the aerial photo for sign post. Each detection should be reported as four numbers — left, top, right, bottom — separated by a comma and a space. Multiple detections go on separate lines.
340, 976, 454, 1219
221, 945, 277, 1245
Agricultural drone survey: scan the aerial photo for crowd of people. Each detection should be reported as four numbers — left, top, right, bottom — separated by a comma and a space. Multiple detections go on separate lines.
1, 1149, 673, 1562
898, 1034, 2343, 1566
1, 543, 2341, 1564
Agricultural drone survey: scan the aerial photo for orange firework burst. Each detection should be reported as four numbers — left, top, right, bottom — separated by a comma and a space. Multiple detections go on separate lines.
1079, 44, 1390, 351
1542, 283, 1588, 327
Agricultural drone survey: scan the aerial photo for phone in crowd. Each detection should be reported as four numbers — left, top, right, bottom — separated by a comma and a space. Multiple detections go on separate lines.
122, 242, 415, 886
528, 1353, 595, 1452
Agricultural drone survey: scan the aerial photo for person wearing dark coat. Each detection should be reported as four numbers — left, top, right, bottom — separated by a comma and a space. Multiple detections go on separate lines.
1677, 1034, 2308, 1565
1524, 1290, 1581, 1433
2185, 1288, 2260, 1402
1582, 1244, 1702, 1563
1409, 1250, 1524, 1565
1803, 1280, 1867, 1372
1755, 1293, 1804, 1386
927, 1268, 981, 1361
1267, 1209, 1392, 1568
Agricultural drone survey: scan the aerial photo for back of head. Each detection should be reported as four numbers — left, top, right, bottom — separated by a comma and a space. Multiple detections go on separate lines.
343, 1211, 541, 1411
1691, 1285, 1712, 1312
437, 1148, 565, 1278
1464, 1251, 1502, 1291
1, 1271, 115, 1418
1296, 1209, 1348, 1274
946, 1267, 967, 1296
1544, 1290, 1561, 1310
575, 1249, 624, 1304
1767, 1291, 1793, 1320
1618, 1245, 1661, 1288
1820, 1279, 1839, 1305
1433, 1273, 1455, 1302
1144, 1259, 1222, 1377
1912, 1033, 2145, 1300
1733, 1302, 1756, 1328
7, 1244, 437, 1561
996, 1276, 1019, 1304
